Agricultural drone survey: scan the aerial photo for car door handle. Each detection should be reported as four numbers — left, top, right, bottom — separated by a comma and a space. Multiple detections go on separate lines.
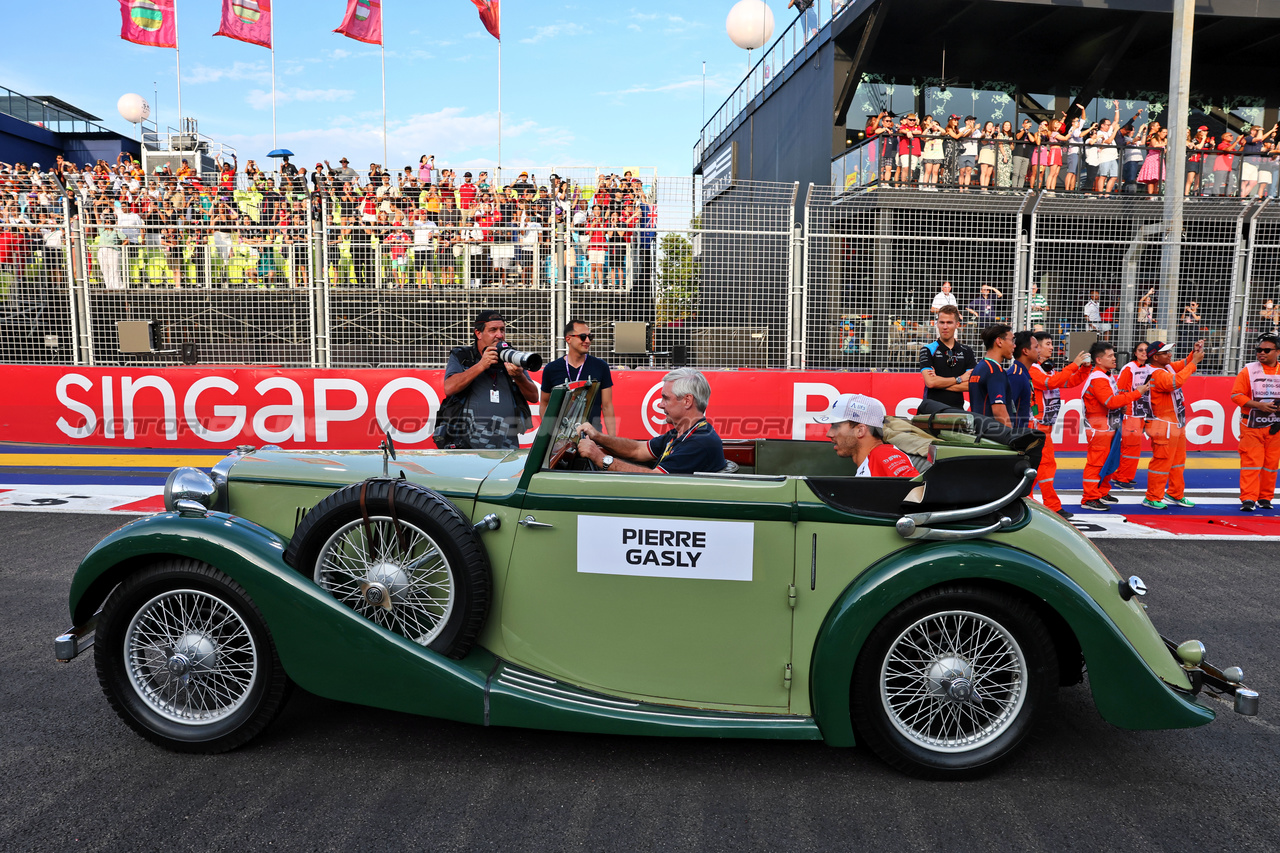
518, 515, 554, 529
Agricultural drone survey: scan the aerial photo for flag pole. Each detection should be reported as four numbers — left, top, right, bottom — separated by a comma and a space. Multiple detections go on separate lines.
381, 42, 388, 166
497, 1, 502, 181
172, 0, 183, 130
270, 0, 277, 152
497, 36, 502, 181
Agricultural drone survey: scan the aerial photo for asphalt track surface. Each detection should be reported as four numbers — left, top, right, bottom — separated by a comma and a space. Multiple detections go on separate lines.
3, 513, 1277, 852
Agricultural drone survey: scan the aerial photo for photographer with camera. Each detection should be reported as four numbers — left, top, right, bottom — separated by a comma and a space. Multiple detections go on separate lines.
436, 310, 541, 450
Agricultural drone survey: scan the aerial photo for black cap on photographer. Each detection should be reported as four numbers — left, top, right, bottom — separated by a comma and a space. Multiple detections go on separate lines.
473, 309, 504, 330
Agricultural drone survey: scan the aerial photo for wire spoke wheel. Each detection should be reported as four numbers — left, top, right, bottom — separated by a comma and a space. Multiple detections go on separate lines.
286, 480, 490, 660
123, 588, 259, 725
316, 516, 456, 647
880, 610, 1028, 752
96, 560, 291, 753
853, 586, 1056, 778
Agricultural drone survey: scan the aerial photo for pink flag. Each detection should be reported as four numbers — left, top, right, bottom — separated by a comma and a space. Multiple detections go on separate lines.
469, 0, 500, 41
118, 0, 177, 49
334, 0, 383, 45
215, 0, 273, 49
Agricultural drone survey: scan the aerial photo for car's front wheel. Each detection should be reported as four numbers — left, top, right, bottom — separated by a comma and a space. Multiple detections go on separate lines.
852, 585, 1057, 779
94, 559, 291, 753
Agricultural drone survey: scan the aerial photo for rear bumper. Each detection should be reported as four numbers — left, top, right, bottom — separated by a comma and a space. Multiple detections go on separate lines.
54, 611, 99, 662
1163, 635, 1260, 716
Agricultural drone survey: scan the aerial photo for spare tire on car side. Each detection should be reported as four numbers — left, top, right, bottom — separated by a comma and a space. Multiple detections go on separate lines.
284, 479, 491, 659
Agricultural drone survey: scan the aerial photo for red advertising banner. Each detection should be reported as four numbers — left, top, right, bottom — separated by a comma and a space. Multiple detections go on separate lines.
0, 366, 1248, 452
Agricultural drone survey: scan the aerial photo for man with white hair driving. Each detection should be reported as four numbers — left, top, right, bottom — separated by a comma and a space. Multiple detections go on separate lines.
575, 368, 726, 474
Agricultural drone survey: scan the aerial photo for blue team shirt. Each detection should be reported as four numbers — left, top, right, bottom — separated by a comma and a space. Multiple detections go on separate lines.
969, 358, 1009, 420
918, 339, 977, 409
646, 420, 727, 474
1006, 361, 1033, 429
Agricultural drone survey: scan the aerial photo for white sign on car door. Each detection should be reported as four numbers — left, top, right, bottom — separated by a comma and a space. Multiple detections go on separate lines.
576, 514, 755, 581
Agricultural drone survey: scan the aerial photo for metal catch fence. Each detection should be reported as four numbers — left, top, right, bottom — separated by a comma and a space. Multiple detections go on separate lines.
1241, 200, 1280, 366
1, 173, 1274, 375
804, 186, 1025, 370
1026, 195, 1247, 373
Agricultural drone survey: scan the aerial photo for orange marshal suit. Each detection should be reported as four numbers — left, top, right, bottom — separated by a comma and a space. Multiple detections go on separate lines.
1144, 358, 1197, 503
1081, 369, 1145, 503
1029, 361, 1085, 511
1231, 361, 1280, 502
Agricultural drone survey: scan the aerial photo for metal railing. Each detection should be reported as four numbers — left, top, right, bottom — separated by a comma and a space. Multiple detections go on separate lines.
696, 0, 857, 167
0, 85, 117, 135
832, 132, 1280, 197
2, 174, 1275, 374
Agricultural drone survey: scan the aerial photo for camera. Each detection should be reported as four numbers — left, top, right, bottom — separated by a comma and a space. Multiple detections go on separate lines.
496, 342, 542, 371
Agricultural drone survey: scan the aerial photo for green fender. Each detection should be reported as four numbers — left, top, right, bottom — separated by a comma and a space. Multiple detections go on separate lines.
70, 512, 492, 725
809, 541, 1213, 747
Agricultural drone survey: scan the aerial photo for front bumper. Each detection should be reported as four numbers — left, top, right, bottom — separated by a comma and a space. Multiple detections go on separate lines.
54, 611, 99, 662
1163, 635, 1260, 716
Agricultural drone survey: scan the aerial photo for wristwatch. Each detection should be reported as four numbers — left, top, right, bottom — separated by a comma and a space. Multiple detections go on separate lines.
601, 455, 614, 470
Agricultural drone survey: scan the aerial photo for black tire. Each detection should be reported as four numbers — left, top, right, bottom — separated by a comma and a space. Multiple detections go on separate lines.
851, 585, 1058, 779
94, 559, 292, 753
284, 479, 490, 659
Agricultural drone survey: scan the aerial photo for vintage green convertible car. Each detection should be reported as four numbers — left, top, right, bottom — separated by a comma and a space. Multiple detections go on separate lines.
56, 382, 1258, 777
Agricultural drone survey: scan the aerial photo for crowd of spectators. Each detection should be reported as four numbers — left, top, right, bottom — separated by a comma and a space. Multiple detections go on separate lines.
0, 151, 656, 292
866, 107, 1280, 197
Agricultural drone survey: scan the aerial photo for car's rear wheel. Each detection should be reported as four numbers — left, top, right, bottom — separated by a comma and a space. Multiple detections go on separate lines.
852, 585, 1057, 779
285, 479, 490, 659
95, 559, 291, 753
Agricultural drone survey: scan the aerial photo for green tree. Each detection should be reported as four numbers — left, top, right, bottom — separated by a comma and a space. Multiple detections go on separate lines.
656, 232, 696, 324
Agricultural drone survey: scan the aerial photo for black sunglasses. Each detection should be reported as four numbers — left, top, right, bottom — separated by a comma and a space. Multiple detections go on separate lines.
572, 333, 594, 342
1257, 347, 1277, 353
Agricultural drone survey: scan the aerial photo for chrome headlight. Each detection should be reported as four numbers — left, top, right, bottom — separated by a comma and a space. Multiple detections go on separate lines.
164, 467, 218, 514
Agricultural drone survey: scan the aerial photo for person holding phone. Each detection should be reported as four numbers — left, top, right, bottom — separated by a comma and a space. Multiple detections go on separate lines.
1142, 339, 1205, 509
1080, 342, 1153, 511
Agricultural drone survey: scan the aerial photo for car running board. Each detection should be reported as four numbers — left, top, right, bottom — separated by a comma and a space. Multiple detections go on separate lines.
484, 660, 822, 740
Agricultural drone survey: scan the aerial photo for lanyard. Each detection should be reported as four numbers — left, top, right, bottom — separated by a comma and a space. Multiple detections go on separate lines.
661, 419, 706, 461
567, 357, 587, 384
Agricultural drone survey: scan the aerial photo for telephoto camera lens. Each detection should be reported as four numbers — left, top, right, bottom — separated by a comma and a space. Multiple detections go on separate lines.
497, 343, 542, 372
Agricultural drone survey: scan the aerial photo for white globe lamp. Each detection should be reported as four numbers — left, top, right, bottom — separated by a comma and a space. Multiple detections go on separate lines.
726, 0, 774, 50
117, 93, 150, 124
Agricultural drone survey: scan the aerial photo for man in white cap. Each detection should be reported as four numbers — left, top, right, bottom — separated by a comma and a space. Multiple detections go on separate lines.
817, 393, 919, 478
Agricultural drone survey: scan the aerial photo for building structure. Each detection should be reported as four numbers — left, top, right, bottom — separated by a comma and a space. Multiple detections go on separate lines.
1, 85, 140, 166
694, 0, 1280, 201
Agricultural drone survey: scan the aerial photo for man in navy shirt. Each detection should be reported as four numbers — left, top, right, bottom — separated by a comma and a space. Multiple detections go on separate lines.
970, 324, 1014, 427
1006, 330, 1036, 430
575, 368, 726, 474
539, 319, 616, 433
919, 305, 976, 409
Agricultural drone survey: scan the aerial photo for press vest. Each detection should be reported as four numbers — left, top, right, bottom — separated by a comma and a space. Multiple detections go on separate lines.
1150, 364, 1188, 428
1039, 371, 1063, 427
1245, 361, 1280, 429
1087, 369, 1125, 432
1122, 362, 1155, 419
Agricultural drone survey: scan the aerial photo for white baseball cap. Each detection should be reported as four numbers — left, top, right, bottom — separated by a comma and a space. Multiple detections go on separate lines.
815, 393, 886, 428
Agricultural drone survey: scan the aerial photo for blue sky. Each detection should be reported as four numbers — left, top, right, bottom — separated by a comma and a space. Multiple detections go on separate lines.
1, 2, 784, 177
